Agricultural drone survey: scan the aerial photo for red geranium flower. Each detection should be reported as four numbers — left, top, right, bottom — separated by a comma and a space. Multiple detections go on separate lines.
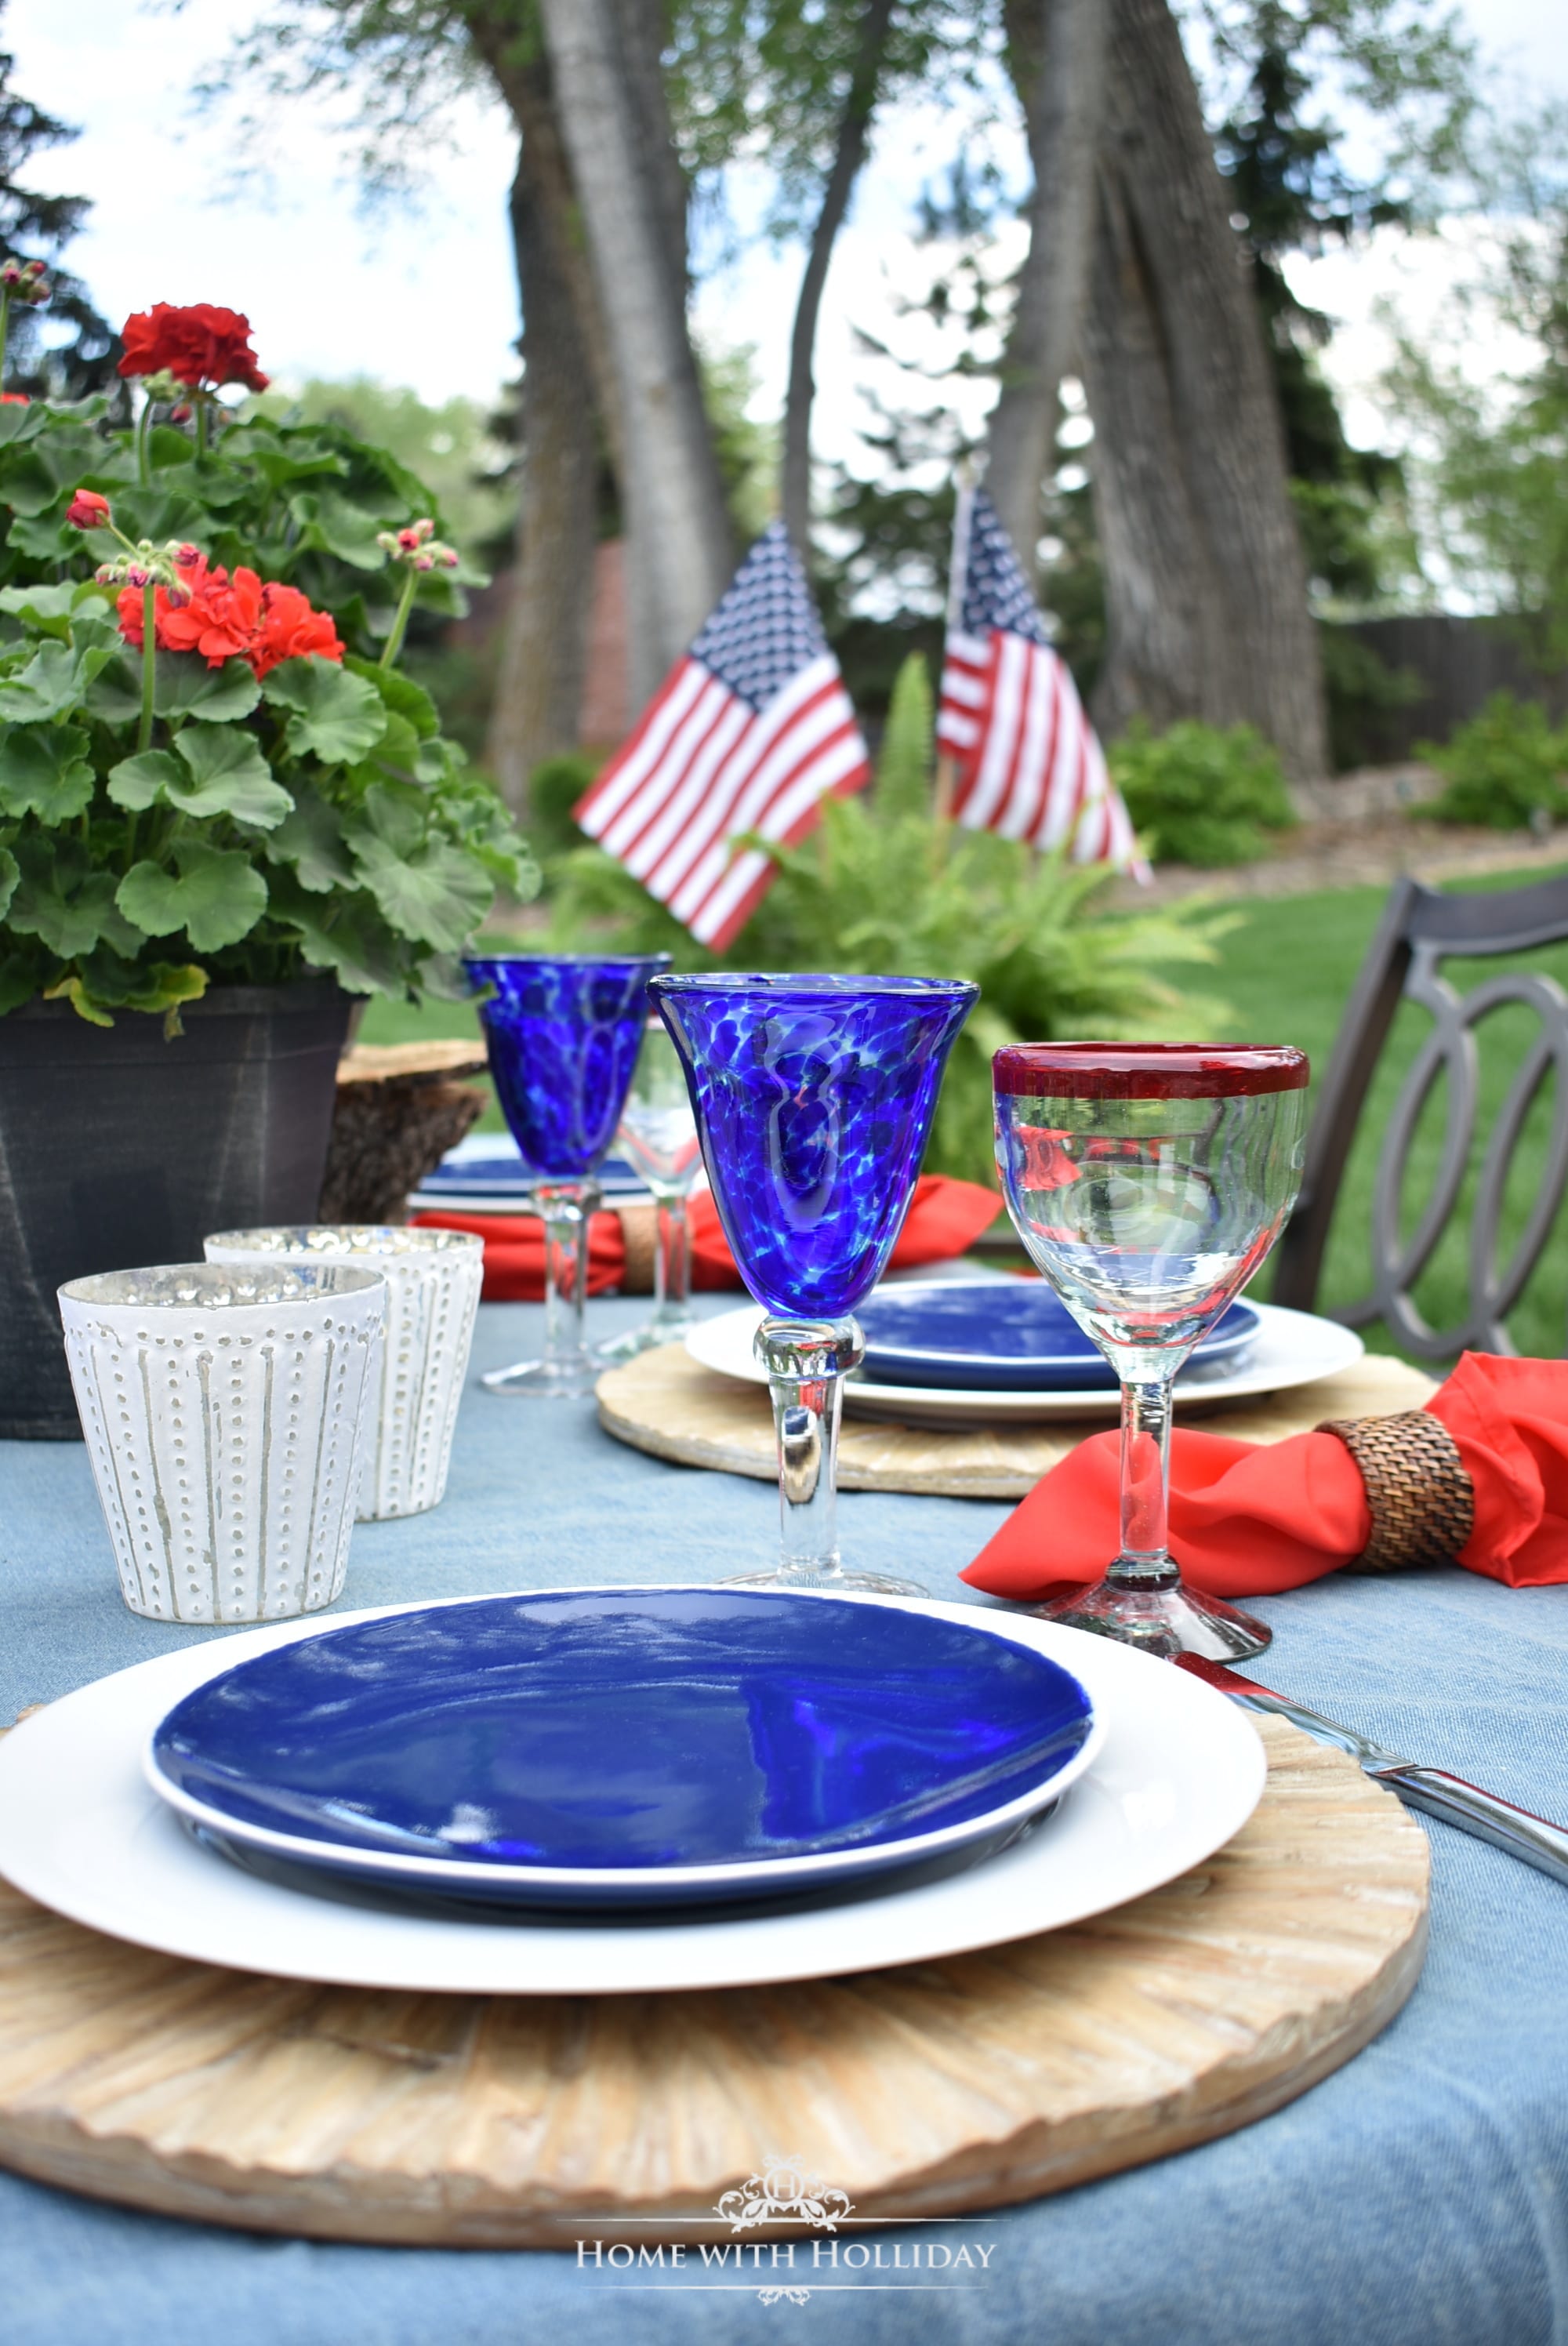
0, 392, 28, 405
253, 580, 344, 678
118, 553, 343, 679
67, 487, 111, 529
118, 303, 270, 394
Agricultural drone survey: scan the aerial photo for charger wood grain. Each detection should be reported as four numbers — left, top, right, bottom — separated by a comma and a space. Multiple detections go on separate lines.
0, 1717, 1428, 2247
597, 1343, 1439, 1498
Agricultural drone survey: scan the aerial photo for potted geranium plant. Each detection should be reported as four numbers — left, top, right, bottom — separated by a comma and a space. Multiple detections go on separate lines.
0, 294, 535, 1435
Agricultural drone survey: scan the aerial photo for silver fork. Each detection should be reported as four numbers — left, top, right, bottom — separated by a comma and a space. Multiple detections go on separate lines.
1178, 1654, 1568, 1888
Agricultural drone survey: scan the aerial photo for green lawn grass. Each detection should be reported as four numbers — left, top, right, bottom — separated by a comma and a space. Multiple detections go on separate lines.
363, 870, 1568, 1360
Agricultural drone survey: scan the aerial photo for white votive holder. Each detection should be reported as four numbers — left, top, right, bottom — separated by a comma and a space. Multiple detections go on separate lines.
59, 1261, 387, 1625
203, 1226, 484, 1521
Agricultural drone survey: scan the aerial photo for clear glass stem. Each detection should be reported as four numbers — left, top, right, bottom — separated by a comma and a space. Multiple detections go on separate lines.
650, 1188, 691, 1330
757, 1316, 862, 1582
1109, 1377, 1179, 1592
539, 1178, 600, 1373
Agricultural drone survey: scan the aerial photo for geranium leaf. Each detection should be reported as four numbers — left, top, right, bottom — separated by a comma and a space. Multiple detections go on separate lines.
9, 844, 139, 959
0, 844, 17, 922
262, 657, 387, 764
0, 401, 45, 448
171, 723, 292, 827
116, 846, 269, 952
73, 948, 208, 1022
6, 511, 74, 561
263, 786, 355, 892
155, 655, 260, 724
0, 723, 95, 819
107, 749, 183, 812
357, 779, 424, 856
264, 869, 407, 993
289, 486, 387, 570
0, 582, 80, 640
345, 655, 438, 740
349, 832, 492, 952
42, 975, 113, 1026
0, 946, 42, 1014
0, 639, 82, 721
0, 448, 63, 515
85, 649, 143, 727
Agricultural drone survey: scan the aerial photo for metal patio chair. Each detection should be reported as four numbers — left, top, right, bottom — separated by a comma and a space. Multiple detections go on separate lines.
1272, 870, 1568, 1361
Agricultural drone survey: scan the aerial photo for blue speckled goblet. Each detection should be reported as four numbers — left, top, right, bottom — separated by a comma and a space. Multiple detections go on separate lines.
466, 953, 671, 1396
652, 972, 977, 1590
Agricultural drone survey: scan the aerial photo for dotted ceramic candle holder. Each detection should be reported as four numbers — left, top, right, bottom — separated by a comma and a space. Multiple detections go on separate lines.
58, 1262, 387, 1625
203, 1228, 484, 1520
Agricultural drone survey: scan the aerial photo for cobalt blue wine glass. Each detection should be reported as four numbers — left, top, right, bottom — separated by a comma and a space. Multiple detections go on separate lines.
465, 953, 670, 1397
652, 972, 977, 1591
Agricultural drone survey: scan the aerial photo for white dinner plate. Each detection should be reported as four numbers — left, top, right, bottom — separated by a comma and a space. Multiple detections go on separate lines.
0, 1592, 1263, 1998
685, 1298, 1365, 1426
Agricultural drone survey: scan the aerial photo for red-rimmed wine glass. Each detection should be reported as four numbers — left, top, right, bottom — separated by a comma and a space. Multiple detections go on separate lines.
993, 1042, 1309, 1659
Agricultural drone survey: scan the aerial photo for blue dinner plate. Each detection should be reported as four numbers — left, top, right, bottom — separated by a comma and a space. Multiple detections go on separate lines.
419, 1148, 646, 1198
857, 1280, 1261, 1391
145, 1589, 1098, 1911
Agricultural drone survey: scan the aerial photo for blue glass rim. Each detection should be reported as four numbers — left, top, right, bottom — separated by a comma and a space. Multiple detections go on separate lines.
650, 972, 979, 1000
463, 952, 673, 979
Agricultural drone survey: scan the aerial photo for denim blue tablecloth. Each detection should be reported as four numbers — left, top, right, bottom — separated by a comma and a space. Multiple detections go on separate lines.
4, 1297, 1568, 2346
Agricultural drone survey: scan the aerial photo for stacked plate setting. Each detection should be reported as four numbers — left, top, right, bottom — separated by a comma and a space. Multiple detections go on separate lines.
0, 1585, 1266, 1994
687, 1279, 1367, 1427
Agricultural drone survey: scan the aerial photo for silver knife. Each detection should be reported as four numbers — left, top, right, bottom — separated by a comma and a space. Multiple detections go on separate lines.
1177, 1654, 1568, 1888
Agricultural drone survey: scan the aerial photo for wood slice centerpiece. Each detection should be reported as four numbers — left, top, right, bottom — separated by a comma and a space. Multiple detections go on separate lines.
321, 1040, 489, 1225
597, 1343, 1439, 1500
0, 1717, 1428, 2246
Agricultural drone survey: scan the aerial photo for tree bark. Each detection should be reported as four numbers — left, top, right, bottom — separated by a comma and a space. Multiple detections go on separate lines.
536, 0, 734, 710
467, 10, 613, 809
481, 150, 600, 812
985, 0, 1109, 575
1081, 0, 1327, 779
781, 0, 897, 557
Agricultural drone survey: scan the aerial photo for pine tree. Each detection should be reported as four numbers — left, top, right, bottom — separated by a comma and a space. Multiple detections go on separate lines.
0, 16, 118, 399
1214, 30, 1406, 605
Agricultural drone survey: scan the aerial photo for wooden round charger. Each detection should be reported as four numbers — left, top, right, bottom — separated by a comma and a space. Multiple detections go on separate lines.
0, 1716, 1427, 2247
597, 1342, 1440, 1500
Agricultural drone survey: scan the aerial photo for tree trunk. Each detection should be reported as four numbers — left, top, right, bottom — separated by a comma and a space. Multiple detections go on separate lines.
536, 0, 734, 710
1081, 0, 1327, 779
469, 14, 611, 810
781, 0, 897, 557
481, 158, 599, 811
985, 0, 1109, 575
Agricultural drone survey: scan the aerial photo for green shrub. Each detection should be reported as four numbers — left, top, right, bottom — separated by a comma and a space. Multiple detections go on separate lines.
873, 652, 933, 819
1109, 719, 1297, 866
1419, 694, 1568, 829
543, 798, 1232, 1187
527, 752, 599, 864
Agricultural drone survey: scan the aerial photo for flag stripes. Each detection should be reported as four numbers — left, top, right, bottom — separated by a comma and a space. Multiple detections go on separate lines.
935, 488, 1142, 873
575, 527, 869, 950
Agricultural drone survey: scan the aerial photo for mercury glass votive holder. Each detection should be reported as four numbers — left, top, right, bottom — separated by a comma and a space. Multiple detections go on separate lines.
58, 1261, 387, 1624
204, 1227, 485, 1520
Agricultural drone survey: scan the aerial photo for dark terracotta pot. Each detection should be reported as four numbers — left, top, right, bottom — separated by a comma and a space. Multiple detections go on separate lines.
0, 980, 353, 1440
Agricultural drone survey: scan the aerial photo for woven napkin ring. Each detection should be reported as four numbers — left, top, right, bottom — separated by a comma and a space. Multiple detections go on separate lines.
1316, 1411, 1475, 1573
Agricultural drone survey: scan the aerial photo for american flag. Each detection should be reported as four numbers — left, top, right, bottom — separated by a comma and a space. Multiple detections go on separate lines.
573, 524, 869, 950
936, 486, 1142, 871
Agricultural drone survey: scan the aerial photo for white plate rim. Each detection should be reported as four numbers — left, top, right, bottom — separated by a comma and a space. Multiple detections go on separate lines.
685, 1298, 1365, 1422
853, 1280, 1261, 1386
0, 1592, 1265, 1997
141, 1588, 1107, 1900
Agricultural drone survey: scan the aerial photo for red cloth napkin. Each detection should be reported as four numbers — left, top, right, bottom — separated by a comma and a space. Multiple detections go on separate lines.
412, 1173, 1003, 1306
962, 1353, 1568, 1600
